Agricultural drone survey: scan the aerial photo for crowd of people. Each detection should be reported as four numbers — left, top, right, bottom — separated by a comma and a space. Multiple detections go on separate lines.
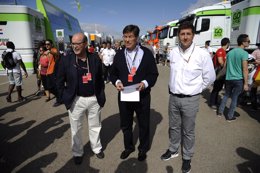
1, 21, 260, 173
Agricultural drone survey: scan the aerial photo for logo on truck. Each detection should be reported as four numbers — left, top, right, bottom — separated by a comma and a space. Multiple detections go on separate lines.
214, 27, 223, 39
232, 10, 242, 29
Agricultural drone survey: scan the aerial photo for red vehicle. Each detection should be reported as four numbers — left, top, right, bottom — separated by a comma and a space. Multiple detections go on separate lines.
146, 25, 169, 49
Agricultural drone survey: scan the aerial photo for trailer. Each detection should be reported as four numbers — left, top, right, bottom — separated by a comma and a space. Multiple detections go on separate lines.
0, 5, 46, 74
0, 0, 82, 75
179, 1, 231, 52
230, 0, 260, 51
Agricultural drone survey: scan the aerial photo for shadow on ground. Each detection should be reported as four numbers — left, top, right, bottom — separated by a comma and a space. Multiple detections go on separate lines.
0, 113, 70, 172
236, 147, 260, 173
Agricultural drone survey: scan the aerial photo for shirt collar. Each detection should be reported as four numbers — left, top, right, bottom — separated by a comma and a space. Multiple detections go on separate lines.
178, 42, 195, 54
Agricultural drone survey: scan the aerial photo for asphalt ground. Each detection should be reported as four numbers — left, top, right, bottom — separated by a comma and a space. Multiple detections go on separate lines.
0, 66, 259, 173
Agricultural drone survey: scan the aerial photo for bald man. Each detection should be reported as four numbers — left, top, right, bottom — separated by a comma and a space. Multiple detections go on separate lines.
56, 33, 106, 165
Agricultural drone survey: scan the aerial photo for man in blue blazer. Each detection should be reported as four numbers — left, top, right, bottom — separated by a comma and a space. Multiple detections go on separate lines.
56, 33, 106, 165
110, 25, 159, 161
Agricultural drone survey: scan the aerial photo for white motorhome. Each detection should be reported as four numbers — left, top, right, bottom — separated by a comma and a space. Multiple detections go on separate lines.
230, 0, 260, 51
0, 5, 46, 74
179, 1, 231, 52
161, 20, 179, 51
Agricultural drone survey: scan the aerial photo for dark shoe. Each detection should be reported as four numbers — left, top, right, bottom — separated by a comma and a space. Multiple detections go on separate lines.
217, 111, 223, 117
18, 96, 26, 102
35, 90, 42, 96
6, 96, 11, 103
96, 151, 105, 159
160, 149, 179, 161
210, 105, 217, 111
45, 97, 51, 102
217, 113, 223, 117
120, 149, 135, 159
227, 117, 236, 122
53, 102, 62, 107
138, 151, 147, 161
182, 159, 191, 173
73, 156, 83, 165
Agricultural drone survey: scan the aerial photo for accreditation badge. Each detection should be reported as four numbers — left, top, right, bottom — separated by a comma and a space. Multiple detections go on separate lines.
82, 75, 88, 83
128, 74, 133, 82
87, 73, 92, 81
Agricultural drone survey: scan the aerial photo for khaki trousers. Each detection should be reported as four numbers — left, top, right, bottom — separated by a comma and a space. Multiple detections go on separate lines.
68, 96, 102, 156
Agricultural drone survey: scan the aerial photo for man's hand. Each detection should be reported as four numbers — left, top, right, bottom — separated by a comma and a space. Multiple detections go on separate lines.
244, 83, 249, 91
136, 82, 145, 91
24, 72, 28, 78
116, 82, 124, 91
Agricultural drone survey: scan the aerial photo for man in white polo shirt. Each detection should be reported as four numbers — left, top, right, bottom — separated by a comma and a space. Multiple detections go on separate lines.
160, 22, 215, 173
101, 41, 116, 83
1, 41, 28, 102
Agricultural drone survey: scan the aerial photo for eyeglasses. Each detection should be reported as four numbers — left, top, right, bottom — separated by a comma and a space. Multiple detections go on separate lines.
245, 40, 250, 43
71, 41, 85, 46
45, 43, 51, 45
39, 49, 44, 52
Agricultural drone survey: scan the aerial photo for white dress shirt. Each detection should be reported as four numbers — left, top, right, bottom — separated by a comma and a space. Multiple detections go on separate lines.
168, 43, 216, 95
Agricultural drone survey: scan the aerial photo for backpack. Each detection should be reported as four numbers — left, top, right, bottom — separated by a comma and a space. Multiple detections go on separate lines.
2, 51, 16, 69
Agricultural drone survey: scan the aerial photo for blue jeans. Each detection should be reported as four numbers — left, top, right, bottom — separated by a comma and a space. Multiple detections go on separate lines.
218, 80, 243, 119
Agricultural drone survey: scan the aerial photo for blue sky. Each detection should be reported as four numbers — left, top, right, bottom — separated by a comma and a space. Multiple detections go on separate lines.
11, 0, 221, 38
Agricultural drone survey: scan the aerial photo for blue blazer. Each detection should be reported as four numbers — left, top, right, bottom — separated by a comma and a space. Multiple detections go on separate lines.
56, 51, 106, 109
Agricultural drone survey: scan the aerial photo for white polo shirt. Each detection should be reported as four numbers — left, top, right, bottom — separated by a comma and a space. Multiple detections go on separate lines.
101, 48, 116, 66
168, 43, 216, 95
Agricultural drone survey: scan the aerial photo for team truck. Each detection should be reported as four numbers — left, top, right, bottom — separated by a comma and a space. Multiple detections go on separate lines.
178, 1, 231, 52
0, 0, 82, 75
160, 19, 179, 51
230, 0, 260, 52
146, 25, 164, 48
0, 5, 46, 75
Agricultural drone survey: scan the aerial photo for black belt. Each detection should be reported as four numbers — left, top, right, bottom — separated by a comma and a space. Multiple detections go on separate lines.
170, 92, 199, 98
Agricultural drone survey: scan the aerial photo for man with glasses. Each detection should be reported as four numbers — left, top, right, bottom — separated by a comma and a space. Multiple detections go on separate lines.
56, 32, 106, 165
217, 34, 249, 121
110, 24, 159, 161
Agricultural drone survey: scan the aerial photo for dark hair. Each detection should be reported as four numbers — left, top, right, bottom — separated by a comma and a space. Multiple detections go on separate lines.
83, 34, 88, 43
221, 37, 230, 46
39, 45, 46, 51
237, 34, 248, 46
205, 40, 210, 46
6, 41, 15, 49
123, 24, 140, 37
45, 39, 53, 45
178, 21, 195, 34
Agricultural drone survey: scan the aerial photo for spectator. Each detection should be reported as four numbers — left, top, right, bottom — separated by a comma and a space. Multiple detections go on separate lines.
101, 41, 116, 83
204, 40, 213, 58
217, 34, 249, 121
250, 43, 260, 110
1, 41, 28, 102
209, 37, 230, 110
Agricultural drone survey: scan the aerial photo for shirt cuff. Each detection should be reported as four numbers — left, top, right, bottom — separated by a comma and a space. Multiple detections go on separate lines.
142, 80, 149, 88
115, 80, 121, 86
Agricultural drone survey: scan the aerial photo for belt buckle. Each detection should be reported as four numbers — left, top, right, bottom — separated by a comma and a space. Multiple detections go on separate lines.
179, 94, 186, 98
